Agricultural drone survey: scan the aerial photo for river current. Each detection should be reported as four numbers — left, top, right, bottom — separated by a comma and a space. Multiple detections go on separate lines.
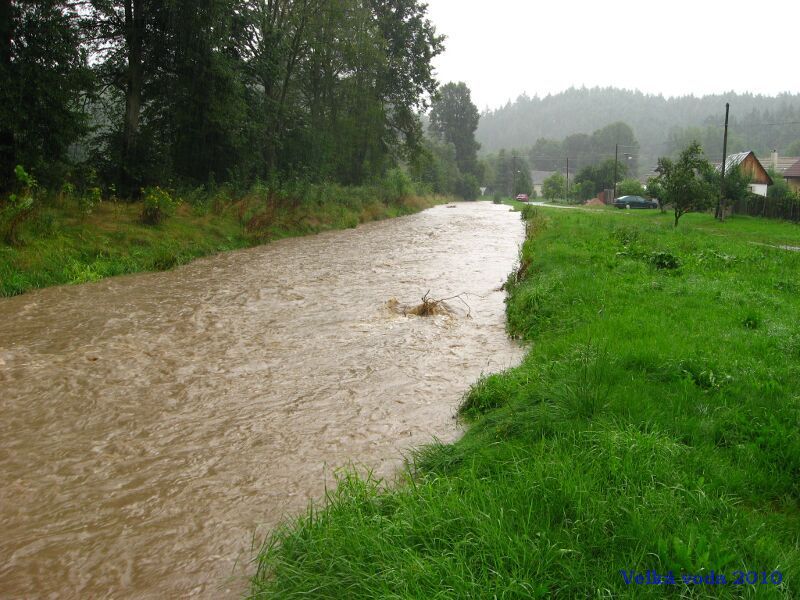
0, 201, 524, 598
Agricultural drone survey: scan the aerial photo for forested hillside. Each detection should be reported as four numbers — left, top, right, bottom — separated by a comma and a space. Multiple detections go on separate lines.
478, 87, 800, 169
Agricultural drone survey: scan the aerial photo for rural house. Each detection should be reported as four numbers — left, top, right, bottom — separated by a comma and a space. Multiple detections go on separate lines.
759, 149, 800, 177
784, 158, 800, 192
715, 151, 773, 196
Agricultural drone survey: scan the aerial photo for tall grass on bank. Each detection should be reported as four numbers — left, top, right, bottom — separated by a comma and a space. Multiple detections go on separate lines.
249, 208, 800, 598
0, 176, 445, 297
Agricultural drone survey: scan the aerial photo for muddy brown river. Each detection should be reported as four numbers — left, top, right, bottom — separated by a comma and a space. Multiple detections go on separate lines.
0, 202, 525, 598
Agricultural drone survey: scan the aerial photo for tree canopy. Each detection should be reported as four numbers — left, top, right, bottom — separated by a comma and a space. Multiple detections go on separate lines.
541, 172, 566, 200
0, 1, 91, 190
1, 0, 447, 195
654, 142, 716, 226
574, 159, 627, 199
429, 82, 481, 178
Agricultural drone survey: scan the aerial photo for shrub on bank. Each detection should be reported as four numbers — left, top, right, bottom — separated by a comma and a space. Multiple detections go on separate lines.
141, 186, 178, 225
1, 165, 38, 245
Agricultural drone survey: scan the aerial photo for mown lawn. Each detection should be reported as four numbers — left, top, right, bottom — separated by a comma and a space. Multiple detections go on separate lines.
249, 208, 800, 598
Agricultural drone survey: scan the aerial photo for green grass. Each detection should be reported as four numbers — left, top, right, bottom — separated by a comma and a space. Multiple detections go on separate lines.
249, 208, 800, 598
0, 186, 444, 297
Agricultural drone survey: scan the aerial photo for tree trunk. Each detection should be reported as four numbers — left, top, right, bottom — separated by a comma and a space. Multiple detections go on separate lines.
0, 0, 14, 192
121, 0, 144, 196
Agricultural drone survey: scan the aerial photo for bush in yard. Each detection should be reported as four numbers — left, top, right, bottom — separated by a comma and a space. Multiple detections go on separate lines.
141, 186, 178, 225
617, 178, 645, 197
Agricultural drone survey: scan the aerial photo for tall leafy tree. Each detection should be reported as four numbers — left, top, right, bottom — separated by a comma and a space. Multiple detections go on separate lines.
429, 82, 480, 177
528, 138, 563, 171
243, 0, 319, 176
0, 1, 90, 189
574, 159, 627, 198
541, 172, 566, 199
591, 121, 639, 174
88, 0, 150, 191
163, 0, 249, 183
4, 0, 445, 195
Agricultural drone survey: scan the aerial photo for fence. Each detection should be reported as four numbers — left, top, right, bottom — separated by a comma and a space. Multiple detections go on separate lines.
729, 194, 800, 222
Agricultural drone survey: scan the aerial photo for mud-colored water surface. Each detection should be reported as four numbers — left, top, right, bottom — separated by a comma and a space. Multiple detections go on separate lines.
0, 202, 525, 598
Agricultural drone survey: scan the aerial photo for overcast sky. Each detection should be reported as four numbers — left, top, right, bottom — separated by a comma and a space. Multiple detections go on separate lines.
425, 0, 800, 111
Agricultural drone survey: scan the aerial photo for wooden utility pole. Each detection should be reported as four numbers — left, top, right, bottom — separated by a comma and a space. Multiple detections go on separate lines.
612, 144, 619, 200
716, 103, 730, 221
511, 155, 516, 198
566, 157, 570, 199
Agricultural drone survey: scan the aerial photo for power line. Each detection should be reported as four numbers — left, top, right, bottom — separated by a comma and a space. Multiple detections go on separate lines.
739, 121, 800, 126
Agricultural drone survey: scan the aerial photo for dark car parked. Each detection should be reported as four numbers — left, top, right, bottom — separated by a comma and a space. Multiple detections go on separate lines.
613, 195, 658, 209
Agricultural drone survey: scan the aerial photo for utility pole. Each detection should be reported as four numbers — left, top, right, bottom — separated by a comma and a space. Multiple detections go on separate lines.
612, 144, 619, 200
566, 157, 570, 200
716, 103, 730, 221
511, 155, 516, 198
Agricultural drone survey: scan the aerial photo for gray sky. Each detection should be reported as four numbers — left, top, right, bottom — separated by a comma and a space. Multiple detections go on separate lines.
425, 0, 800, 111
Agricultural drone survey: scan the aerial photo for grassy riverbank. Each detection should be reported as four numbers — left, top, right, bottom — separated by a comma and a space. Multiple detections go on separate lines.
250, 208, 800, 597
0, 184, 444, 297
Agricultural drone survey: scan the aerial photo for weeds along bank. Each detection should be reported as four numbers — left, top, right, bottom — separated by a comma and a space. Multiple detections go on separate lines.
249, 207, 800, 598
0, 178, 445, 297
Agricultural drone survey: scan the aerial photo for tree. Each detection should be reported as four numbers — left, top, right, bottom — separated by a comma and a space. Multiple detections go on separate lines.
429, 82, 480, 177
617, 178, 645, 196
1, 0, 446, 197
0, 1, 90, 190
488, 149, 528, 197
409, 138, 459, 195
542, 172, 566, 200
645, 177, 666, 212
89, 0, 160, 192
528, 138, 563, 171
513, 164, 532, 196
767, 168, 793, 200
654, 142, 716, 227
591, 122, 640, 174
574, 159, 627, 199
711, 163, 751, 210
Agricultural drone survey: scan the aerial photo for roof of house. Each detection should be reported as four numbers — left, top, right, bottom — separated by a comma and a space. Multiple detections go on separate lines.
785, 158, 800, 178
713, 151, 773, 185
717, 151, 751, 171
758, 155, 800, 175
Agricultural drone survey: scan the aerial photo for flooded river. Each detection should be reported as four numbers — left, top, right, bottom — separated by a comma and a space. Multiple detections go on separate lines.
0, 202, 525, 598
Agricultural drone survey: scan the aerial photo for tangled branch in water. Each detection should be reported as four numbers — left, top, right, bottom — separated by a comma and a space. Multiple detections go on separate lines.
388, 290, 472, 318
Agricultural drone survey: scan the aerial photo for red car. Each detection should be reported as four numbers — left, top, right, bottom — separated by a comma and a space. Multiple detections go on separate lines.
515, 194, 529, 202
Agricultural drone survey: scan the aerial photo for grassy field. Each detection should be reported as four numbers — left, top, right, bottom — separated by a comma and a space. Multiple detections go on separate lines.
249, 207, 800, 598
0, 185, 442, 297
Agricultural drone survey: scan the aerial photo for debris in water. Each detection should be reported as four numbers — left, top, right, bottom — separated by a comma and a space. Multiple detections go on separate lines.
446, 204, 457, 208
386, 291, 472, 318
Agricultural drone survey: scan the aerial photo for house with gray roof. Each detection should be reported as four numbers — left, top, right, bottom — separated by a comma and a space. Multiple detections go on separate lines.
713, 151, 772, 197
784, 159, 800, 193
